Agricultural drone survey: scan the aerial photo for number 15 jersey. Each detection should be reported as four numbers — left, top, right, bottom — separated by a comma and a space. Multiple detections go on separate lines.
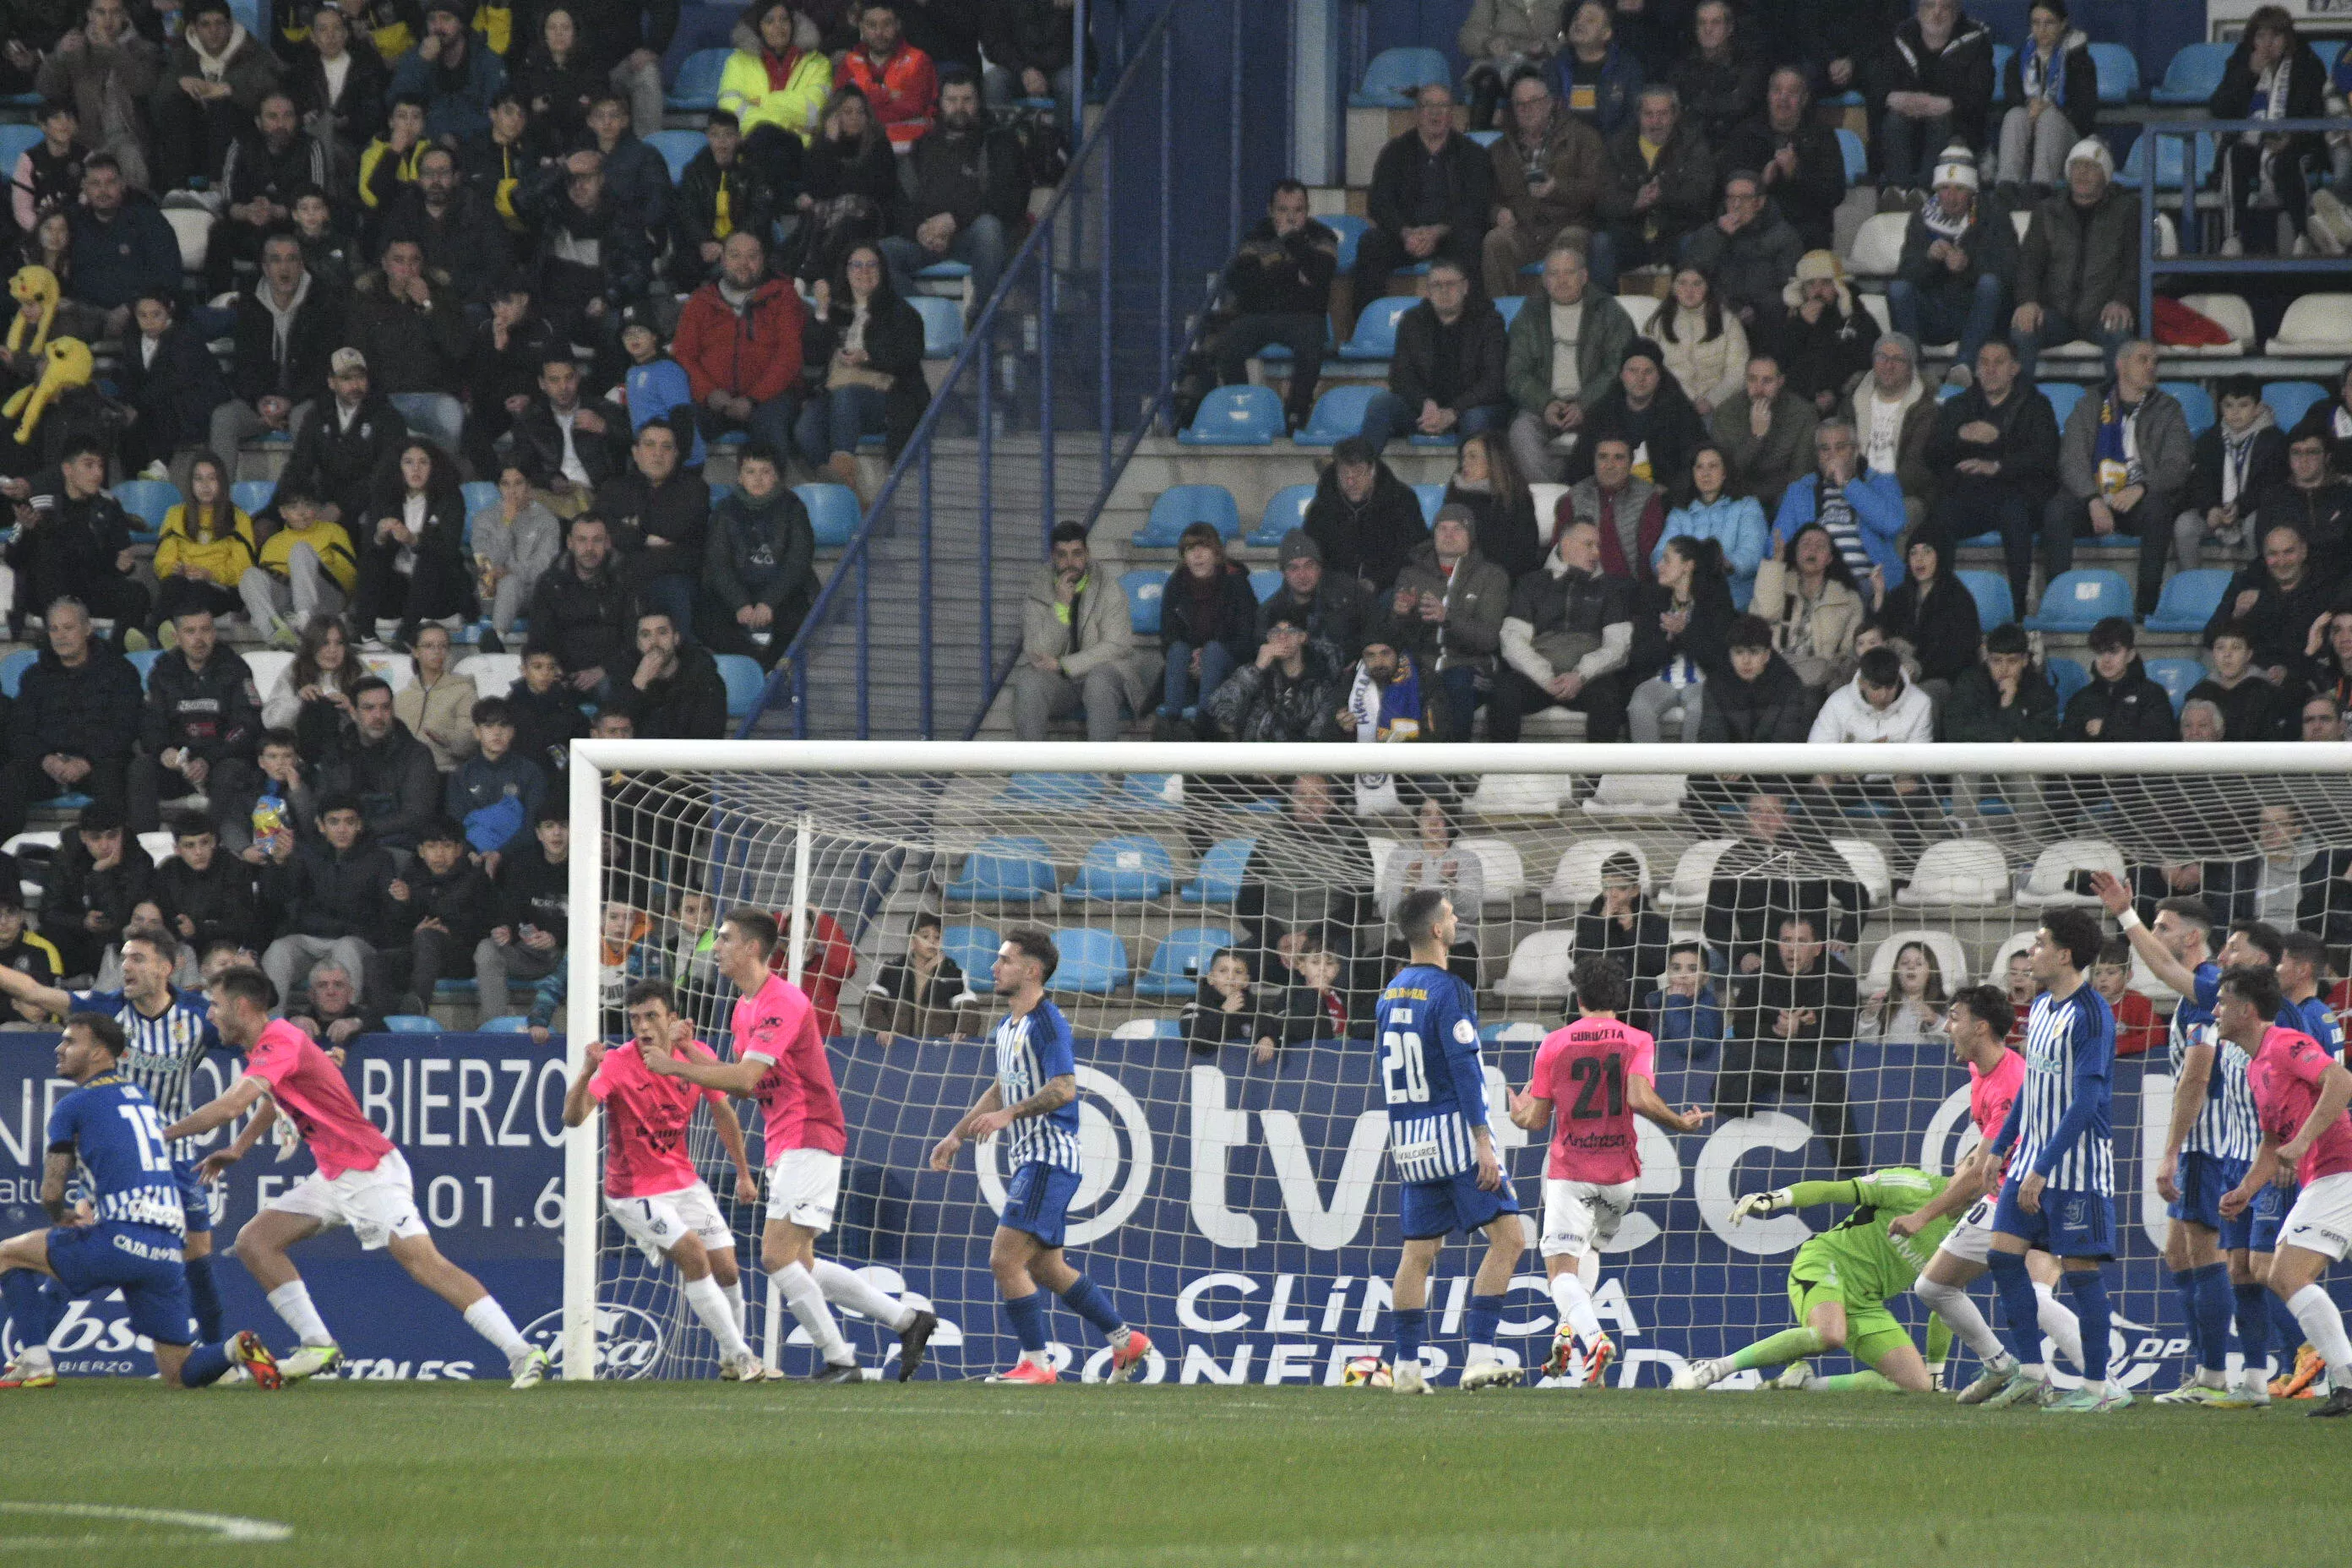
1377, 963, 1489, 1183
1530, 1017, 1658, 1184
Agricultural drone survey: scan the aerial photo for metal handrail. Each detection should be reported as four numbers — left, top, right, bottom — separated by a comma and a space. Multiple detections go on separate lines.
2128, 117, 2352, 339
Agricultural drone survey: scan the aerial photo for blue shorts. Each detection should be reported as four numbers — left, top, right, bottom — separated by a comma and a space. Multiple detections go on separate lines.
173, 1157, 212, 1238
1398, 1168, 1521, 1241
2168, 1150, 2247, 1235
2249, 1180, 2295, 1254
45, 1222, 195, 1345
1991, 1174, 2115, 1260
1002, 1161, 1084, 1250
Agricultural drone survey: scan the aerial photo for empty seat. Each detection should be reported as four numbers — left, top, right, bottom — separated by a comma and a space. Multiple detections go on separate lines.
384, 1015, 439, 1033
2145, 568, 2231, 633
1250, 482, 1316, 546
162, 207, 211, 270
1121, 773, 1183, 812
2142, 657, 2202, 714
1467, 772, 1573, 815
1110, 1017, 1184, 1040
1135, 483, 1241, 547
911, 295, 965, 358
113, 479, 178, 538
1321, 214, 1369, 272
2045, 655, 2088, 710
643, 128, 705, 182
1182, 837, 1255, 905
2262, 380, 2330, 430
2150, 41, 2231, 105
2039, 381, 2088, 429
1656, 837, 1739, 911
1862, 928, 1972, 994
1340, 296, 1418, 360
126, 649, 162, 684
1296, 384, 1382, 445
480, 1015, 532, 1032
1456, 836, 1529, 905
1179, 385, 1283, 446
2178, 293, 2255, 354
793, 482, 861, 547
242, 649, 294, 696
1834, 127, 1866, 183
1480, 1021, 1549, 1044
1050, 928, 1130, 994
137, 829, 175, 864
2118, 130, 2214, 192
945, 838, 1058, 901
1845, 213, 1908, 277
1541, 839, 1651, 904
1120, 569, 1164, 635
714, 653, 765, 720
1893, 840, 2011, 907
1956, 569, 2014, 631
231, 479, 275, 515
1494, 930, 1576, 999
2022, 837, 2126, 906
1001, 771, 1103, 806
1620, 295, 1658, 336
1494, 295, 1525, 327
665, 47, 729, 110
1828, 837, 1895, 906
1353, 46, 1449, 107
1411, 483, 1446, 525
1582, 774, 1687, 817
1527, 482, 1568, 547
455, 652, 522, 699
1248, 568, 1282, 602
2087, 41, 2138, 102
941, 923, 1003, 977
2161, 380, 2215, 436
1135, 926, 1236, 998
1064, 836, 1179, 901
2023, 568, 2130, 632
2268, 294, 2352, 355
0, 128, 39, 185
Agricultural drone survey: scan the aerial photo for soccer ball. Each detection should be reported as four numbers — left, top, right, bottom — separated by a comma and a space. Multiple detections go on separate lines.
1342, 1355, 1392, 1389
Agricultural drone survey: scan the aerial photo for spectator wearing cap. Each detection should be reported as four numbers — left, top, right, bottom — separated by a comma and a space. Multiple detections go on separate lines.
1303, 437, 1430, 596
1155, 521, 1260, 738
1481, 70, 1609, 297
1680, 169, 1803, 331
1594, 84, 1713, 278
2208, 518, 2341, 680
2045, 340, 2192, 616
672, 108, 781, 291
210, 89, 327, 295
1869, 0, 1995, 204
1995, 0, 2098, 197
35, 801, 153, 982
9, 439, 148, 636
1769, 250, 1876, 419
150, 0, 281, 191
1923, 336, 2058, 619
2061, 617, 2177, 741
1358, 257, 1509, 456
389, 0, 509, 144
1337, 629, 1429, 814
839, 1, 939, 146
1943, 621, 2059, 742
1711, 353, 1819, 517
521, 147, 656, 380
1258, 530, 1373, 667
700, 444, 820, 669
1391, 503, 1512, 741
593, 419, 710, 640
1562, 432, 1667, 581
1356, 81, 1494, 303
1850, 332, 1939, 531
1888, 148, 2014, 384
672, 229, 806, 457
881, 70, 1026, 310
211, 227, 344, 460
1718, 67, 1848, 253
1505, 237, 1636, 482
1572, 337, 1707, 491
380, 141, 514, 313
1208, 181, 1341, 439
345, 236, 472, 454
2012, 136, 2138, 380
1207, 606, 1348, 746
1494, 514, 1636, 740
2175, 376, 2291, 573
0, 598, 144, 841
1010, 520, 1152, 743
131, 605, 260, 834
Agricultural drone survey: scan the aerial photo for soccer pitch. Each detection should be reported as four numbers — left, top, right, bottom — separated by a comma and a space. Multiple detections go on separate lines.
3, 1384, 2340, 1566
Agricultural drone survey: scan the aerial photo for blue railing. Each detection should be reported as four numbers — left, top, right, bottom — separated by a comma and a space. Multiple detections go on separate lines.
738, 0, 1241, 741
2128, 117, 2352, 341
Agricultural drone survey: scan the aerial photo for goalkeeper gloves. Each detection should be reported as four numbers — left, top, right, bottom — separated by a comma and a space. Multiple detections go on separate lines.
1730, 1189, 1793, 1225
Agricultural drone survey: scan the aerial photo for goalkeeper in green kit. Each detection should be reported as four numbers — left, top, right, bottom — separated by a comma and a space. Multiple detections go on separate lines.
1673, 1169, 1957, 1393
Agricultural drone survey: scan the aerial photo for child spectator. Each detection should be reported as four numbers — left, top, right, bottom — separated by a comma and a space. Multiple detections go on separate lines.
258, 793, 398, 1009
37, 801, 154, 982
1634, 941, 1726, 1062
150, 812, 263, 956
445, 697, 548, 870
1860, 938, 1947, 1043
866, 911, 978, 1045
475, 803, 569, 1019
0, 894, 64, 1026
1180, 946, 1266, 1058
2089, 935, 2160, 1056
1264, 944, 1350, 1056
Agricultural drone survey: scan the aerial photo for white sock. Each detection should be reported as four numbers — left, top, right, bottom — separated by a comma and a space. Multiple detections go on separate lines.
267, 1281, 335, 1347
813, 1259, 916, 1331
770, 1262, 852, 1366
463, 1296, 530, 1362
1915, 1277, 2005, 1363
2033, 1280, 2084, 1372
684, 1275, 754, 1361
1576, 1250, 1599, 1290
2286, 1285, 2352, 1384
2196, 1365, 2226, 1389
1548, 1269, 1605, 1343
721, 1279, 747, 1332
15, 1345, 53, 1374
1019, 1348, 1050, 1369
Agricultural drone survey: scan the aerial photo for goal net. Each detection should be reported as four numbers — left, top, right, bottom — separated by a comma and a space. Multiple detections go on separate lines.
559, 741, 2352, 1387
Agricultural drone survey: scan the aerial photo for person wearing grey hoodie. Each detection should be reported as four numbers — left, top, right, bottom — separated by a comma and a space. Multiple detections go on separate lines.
2043, 340, 2193, 615
1389, 504, 1513, 741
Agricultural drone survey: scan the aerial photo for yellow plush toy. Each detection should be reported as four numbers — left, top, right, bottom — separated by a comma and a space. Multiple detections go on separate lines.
4, 336, 95, 444
6, 264, 59, 357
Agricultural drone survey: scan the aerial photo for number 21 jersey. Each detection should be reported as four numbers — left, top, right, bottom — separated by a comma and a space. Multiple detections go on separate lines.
1378, 963, 1488, 1183
1530, 1018, 1658, 1184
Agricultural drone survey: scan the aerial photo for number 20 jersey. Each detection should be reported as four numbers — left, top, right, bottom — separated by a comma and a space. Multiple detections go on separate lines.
1377, 964, 1489, 1183
1529, 1018, 1658, 1184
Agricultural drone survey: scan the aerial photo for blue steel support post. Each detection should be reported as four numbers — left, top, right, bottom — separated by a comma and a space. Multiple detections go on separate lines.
918, 442, 934, 737
978, 335, 994, 680
1101, 98, 1114, 494
855, 547, 870, 737
2140, 128, 2155, 351
1158, 32, 1172, 434
1228, 0, 1244, 253
1040, 231, 1057, 547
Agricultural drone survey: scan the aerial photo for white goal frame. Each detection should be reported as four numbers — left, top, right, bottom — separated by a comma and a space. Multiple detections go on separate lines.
559, 738, 2352, 1379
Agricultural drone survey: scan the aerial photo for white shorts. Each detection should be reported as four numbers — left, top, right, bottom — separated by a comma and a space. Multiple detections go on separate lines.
266, 1149, 428, 1251
606, 1182, 734, 1266
1938, 1195, 2000, 1265
1541, 1178, 1636, 1259
765, 1148, 841, 1232
2279, 1171, 2352, 1261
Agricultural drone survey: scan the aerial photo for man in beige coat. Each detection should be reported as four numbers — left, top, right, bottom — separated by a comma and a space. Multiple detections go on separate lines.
1010, 522, 1155, 741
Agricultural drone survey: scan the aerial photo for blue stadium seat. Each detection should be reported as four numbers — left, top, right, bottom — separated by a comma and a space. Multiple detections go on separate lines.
1049, 928, 1130, 994
1135, 927, 1234, 999
714, 654, 765, 719
2262, 381, 2329, 430
2161, 380, 2215, 436
2087, 42, 2139, 103
1001, 771, 1103, 807
1494, 295, 1524, 328
1119, 569, 1164, 635
942, 923, 1002, 977
227, 0, 259, 34
1252, 318, 1336, 363
1250, 482, 1316, 546
915, 260, 973, 288
2118, 130, 2214, 192
643, 129, 705, 182
1956, 570, 2013, 631
113, 479, 177, 541
1321, 214, 1369, 273
2143, 657, 2203, 714
792, 482, 861, 547
1295, 384, 1381, 446
461, 480, 498, 517
1064, 836, 1179, 901
2146, 568, 2230, 633
2045, 655, 2088, 710
0, 128, 39, 188
2023, 569, 2132, 632
435, 978, 477, 1003
1351, 46, 1449, 108
1340, 296, 1418, 361
1248, 568, 1282, 602
945, 838, 1057, 901
126, 650, 162, 685
1990, 43, 2012, 104
231, 479, 275, 515
1119, 773, 1182, 811
2039, 381, 2088, 430
1135, 484, 1241, 547
480, 1015, 531, 1032
911, 295, 964, 358
385, 1015, 439, 1032
666, 48, 728, 111
1411, 483, 1446, 525
1182, 837, 1255, 905
0, 649, 35, 697
1179, 385, 1282, 446
1467, 128, 1502, 148
2150, 42, 2231, 105
1834, 128, 1866, 183
2320, 40, 2348, 71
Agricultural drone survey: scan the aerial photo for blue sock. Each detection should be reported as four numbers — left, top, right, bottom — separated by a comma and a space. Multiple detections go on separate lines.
1465, 1293, 1505, 1353
1002, 1290, 1048, 1354
0, 1270, 64, 1351
2188, 1263, 2233, 1375
2170, 1269, 2205, 1370
1392, 1306, 1428, 1369
184, 1255, 222, 1344
1985, 1250, 2041, 1364
179, 1342, 232, 1388
1056, 1277, 1125, 1340
2065, 1269, 2112, 1384
2235, 1280, 2272, 1370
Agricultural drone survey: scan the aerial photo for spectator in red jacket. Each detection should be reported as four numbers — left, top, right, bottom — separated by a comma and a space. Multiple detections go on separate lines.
768, 904, 858, 1036
838, 1, 938, 146
670, 228, 807, 455
2088, 936, 2160, 1055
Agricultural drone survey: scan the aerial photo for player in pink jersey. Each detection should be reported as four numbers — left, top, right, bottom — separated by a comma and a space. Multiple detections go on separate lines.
1888, 984, 2086, 1403
164, 967, 548, 1388
641, 910, 938, 1382
563, 980, 767, 1380
2216, 965, 2352, 1418
1508, 956, 1708, 1387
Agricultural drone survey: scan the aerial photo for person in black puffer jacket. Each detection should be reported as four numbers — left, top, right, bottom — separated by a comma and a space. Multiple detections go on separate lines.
150, 811, 264, 954
0, 602, 144, 840
258, 793, 400, 1008
35, 800, 153, 981
1696, 612, 1817, 745
131, 613, 262, 834
525, 515, 640, 694
1207, 182, 1340, 435
591, 418, 712, 640
2060, 618, 2177, 742
1156, 522, 1261, 736
1303, 437, 1430, 596
1872, 533, 1982, 697
700, 445, 817, 667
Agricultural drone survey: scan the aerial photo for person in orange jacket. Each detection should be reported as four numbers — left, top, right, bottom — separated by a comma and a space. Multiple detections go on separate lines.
836, 1, 936, 146
770, 904, 857, 1037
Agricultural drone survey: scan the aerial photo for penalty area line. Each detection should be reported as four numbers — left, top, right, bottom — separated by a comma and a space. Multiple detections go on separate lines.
0, 1501, 294, 1549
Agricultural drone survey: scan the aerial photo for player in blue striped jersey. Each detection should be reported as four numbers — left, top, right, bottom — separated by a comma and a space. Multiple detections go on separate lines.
1377, 890, 1523, 1395
2271, 928, 2345, 1397
0, 1013, 278, 1390
2099, 885, 2275, 1405
931, 927, 1151, 1386
1980, 908, 2127, 1412
0, 924, 231, 1342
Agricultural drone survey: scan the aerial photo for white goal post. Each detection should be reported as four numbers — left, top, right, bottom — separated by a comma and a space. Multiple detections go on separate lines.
559, 740, 2352, 1386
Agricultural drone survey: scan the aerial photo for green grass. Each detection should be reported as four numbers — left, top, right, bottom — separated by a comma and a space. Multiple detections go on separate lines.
2, 1381, 2342, 1566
